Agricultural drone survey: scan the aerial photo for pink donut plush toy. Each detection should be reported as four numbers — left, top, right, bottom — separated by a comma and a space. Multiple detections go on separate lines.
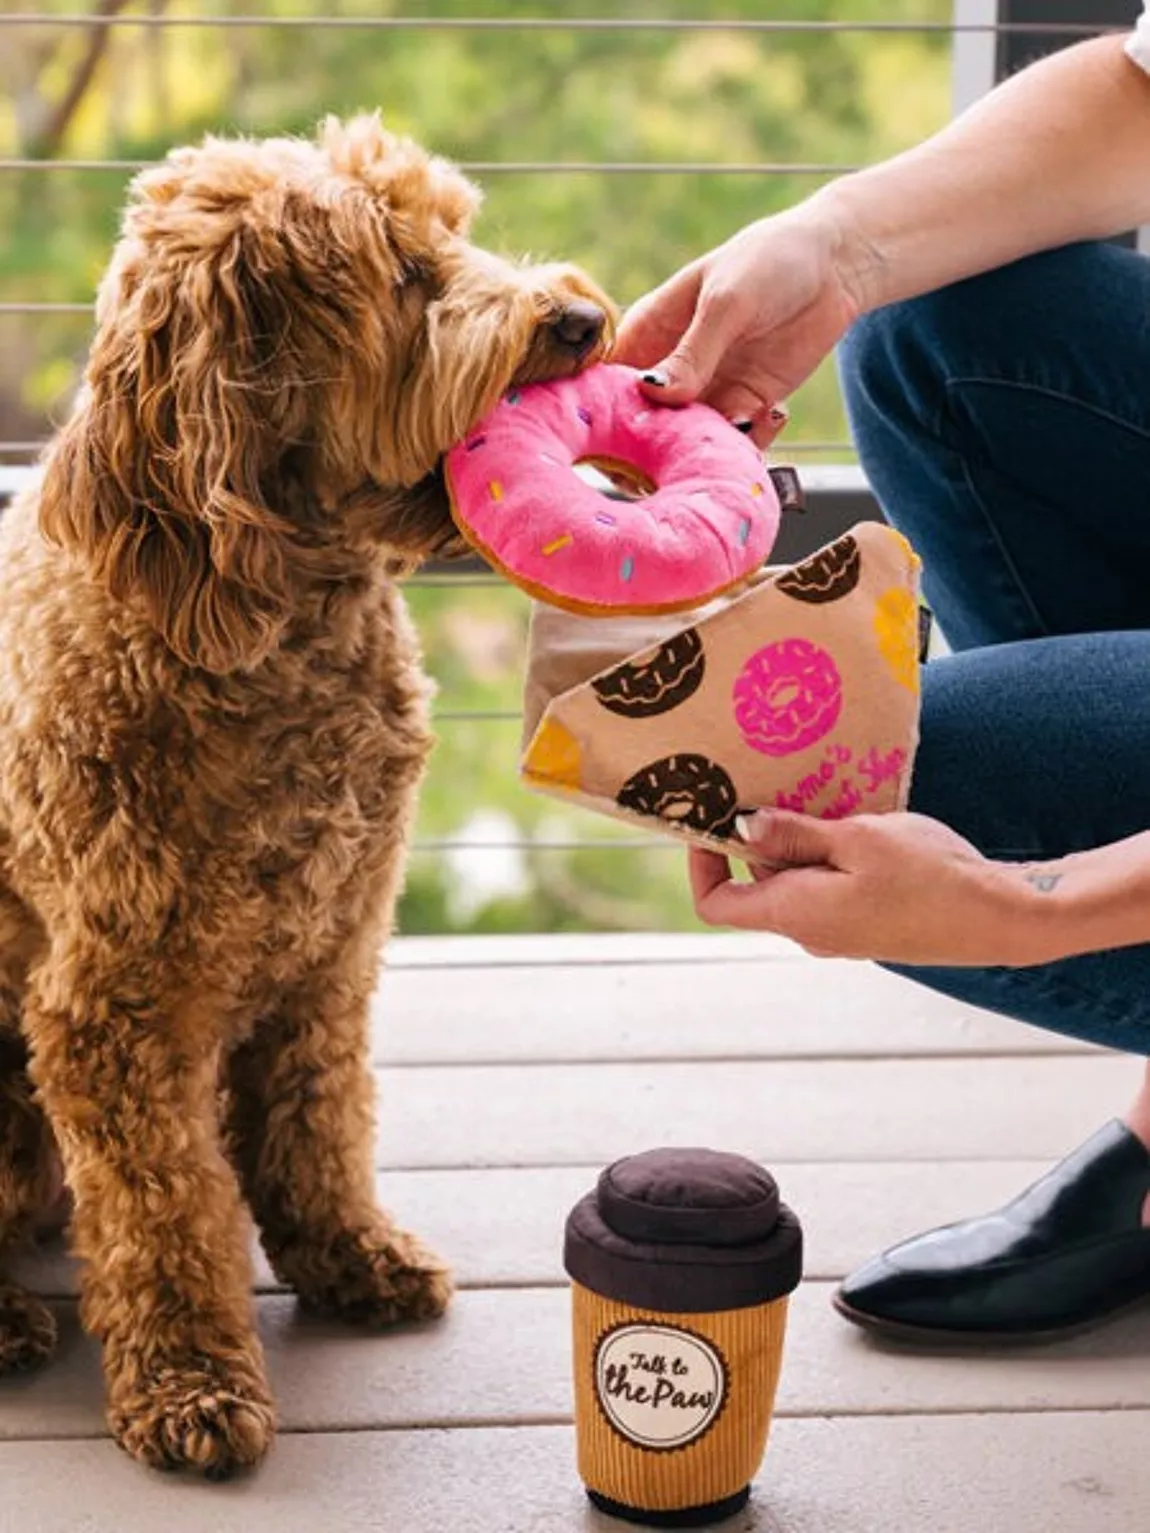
444, 364, 782, 615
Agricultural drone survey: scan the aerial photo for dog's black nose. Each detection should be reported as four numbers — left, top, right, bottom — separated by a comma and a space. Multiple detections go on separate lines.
551, 301, 606, 354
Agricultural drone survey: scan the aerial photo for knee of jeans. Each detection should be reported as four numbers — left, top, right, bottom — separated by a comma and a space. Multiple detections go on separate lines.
838, 297, 942, 439
839, 287, 975, 421
839, 244, 1114, 426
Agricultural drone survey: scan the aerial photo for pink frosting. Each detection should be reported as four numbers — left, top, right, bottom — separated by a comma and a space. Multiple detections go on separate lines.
733, 638, 843, 758
444, 364, 781, 612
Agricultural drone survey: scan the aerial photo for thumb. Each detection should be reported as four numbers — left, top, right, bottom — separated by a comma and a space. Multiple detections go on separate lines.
737, 809, 837, 868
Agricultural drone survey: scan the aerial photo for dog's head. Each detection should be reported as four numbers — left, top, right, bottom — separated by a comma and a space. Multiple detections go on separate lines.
39, 114, 615, 673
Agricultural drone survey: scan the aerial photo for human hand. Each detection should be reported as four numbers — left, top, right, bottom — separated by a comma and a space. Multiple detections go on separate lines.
689, 809, 1058, 967
612, 204, 864, 447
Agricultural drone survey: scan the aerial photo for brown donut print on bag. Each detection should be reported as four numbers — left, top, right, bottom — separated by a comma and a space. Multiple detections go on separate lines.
593, 629, 706, 719
776, 534, 861, 604
617, 754, 739, 837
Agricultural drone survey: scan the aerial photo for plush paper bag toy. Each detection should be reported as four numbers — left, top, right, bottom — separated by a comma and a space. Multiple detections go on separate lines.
520, 522, 924, 862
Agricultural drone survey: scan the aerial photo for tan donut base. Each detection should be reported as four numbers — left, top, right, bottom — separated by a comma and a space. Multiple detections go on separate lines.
445, 473, 762, 619
571, 1285, 790, 1516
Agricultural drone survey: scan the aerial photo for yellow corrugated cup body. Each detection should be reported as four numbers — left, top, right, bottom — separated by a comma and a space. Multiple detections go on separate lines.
564, 1148, 803, 1527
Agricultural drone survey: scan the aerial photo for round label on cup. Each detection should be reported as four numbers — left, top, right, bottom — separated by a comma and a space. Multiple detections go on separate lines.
593, 1322, 729, 1452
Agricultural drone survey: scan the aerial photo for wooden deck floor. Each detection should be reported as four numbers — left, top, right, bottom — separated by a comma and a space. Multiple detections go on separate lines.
4, 933, 1148, 1532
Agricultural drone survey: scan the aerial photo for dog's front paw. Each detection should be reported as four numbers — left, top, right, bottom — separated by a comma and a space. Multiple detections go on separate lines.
111, 1361, 275, 1478
0, 1281, 58, 1375
289, 1224, 454, 1328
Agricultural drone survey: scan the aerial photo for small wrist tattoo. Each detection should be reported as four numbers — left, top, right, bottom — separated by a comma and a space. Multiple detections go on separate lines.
1022, 870, 1064, 895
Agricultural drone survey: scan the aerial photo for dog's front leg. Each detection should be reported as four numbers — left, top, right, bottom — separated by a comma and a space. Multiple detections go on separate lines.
226, 972, 452, 1328
25, 955, 274, 1477
0, 1031, 59, 1375
0, 884, 59, 1374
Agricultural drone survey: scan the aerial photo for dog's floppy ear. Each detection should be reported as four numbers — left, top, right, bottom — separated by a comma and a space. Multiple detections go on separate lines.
39, 175, 303, 675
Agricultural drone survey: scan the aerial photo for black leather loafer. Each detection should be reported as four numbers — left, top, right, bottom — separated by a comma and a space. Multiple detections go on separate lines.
834, 1120, 1150, 1344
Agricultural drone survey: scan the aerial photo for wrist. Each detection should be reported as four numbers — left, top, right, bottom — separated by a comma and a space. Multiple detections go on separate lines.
804, 175, 891, 316
990, 860, 1081, 967
1012, 836, 1150, 962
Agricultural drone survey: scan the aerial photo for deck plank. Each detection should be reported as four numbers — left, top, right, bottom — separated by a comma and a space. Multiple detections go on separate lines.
10, 1159, 1055, 1295
4, 1415, 1145, 1533
372, 960, 1092, 1064
369, 1055, 1136, 1168
388, 932, 802, 968
6, 1284, 1150, 1442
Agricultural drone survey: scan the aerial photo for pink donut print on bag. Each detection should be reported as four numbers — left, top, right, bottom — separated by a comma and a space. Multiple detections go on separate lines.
733, 638, 843, 758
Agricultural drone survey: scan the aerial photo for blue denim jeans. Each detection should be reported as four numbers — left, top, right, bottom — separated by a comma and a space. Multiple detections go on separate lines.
839, 242, 1150, 1056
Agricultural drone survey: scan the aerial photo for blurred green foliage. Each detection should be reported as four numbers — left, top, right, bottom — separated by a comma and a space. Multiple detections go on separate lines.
0, 0, 951, 933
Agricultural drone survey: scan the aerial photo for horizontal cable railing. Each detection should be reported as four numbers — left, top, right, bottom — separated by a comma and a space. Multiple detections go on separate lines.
0, 13, 1115, 32
0, 160, 867, 175
417, 836, 673, 851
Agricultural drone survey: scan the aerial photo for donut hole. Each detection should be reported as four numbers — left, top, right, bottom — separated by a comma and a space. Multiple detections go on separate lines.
659, 794, 698, 823
576, 454, 657, 502
768, 681, 803, 710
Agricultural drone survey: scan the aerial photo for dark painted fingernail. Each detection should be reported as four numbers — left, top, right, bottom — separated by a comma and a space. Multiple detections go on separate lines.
641, 370, 668, 387
734, 418, 755, 434
769, 405, 789, 423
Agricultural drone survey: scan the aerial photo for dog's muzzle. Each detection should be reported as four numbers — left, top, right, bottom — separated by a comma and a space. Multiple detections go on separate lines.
549, 301, 608, 358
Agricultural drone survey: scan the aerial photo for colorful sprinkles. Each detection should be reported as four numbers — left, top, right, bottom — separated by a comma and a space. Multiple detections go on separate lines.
444, 366, 782, 615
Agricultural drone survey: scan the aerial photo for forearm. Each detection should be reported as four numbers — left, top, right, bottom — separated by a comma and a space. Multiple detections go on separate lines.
1006, 831, 1150, 964
811, 35, 1150, 312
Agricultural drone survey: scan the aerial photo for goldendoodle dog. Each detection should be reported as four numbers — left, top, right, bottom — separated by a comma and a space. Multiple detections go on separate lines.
0, 113, 612, 1476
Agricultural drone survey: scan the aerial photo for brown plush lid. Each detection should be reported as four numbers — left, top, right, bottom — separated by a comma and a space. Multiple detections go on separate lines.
564, 1147, 803, 1313
598, 1147, 781, 1246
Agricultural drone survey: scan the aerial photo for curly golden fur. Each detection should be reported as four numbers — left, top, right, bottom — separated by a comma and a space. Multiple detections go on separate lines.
0, 114, 612, 1475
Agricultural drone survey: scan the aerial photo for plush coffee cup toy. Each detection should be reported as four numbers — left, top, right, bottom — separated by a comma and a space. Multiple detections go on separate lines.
565, 1147, 803, 1526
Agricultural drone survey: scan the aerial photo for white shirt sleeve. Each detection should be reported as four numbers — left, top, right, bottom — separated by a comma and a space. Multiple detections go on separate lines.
1126, 4, 1150, 76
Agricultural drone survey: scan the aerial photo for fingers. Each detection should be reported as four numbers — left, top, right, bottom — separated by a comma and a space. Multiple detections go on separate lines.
706, 393, 790, 451
687, 813, 840, 925
616, 250, 794, 433
634, 286, 747, 406
689, 851, 786, 932
736, 809, 837, 868
748, 400, 790, 452
707, 383, 771, 435
618, 285, 792, 447
613, 263, 705, 373
687, 847, 734, 906
688, 840, 845, 939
